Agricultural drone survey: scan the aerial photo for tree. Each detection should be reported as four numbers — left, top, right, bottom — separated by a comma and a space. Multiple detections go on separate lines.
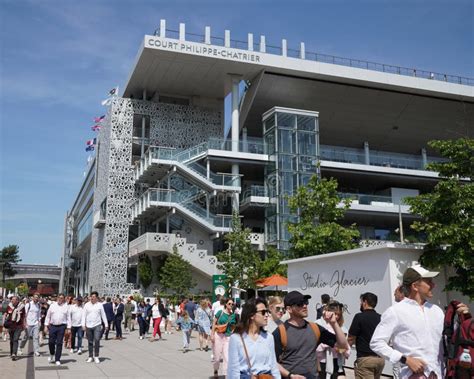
1, 245, 21, 296
217, 212, 261, 290
16, 282, 29, 297
258, 246, 287, 278
405, 138, 474, 298
137, 255, 153, 289
159, 245, 196, 296
287, 176, 360, 259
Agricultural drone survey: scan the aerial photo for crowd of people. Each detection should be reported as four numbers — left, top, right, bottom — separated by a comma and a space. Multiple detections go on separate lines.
0, 263, 471, 378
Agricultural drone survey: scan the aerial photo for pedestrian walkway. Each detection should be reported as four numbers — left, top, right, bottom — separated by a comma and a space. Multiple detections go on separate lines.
0, 329, 359, 378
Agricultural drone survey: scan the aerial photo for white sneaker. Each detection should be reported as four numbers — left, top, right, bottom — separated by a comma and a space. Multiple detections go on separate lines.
78, 349, 83, 355
94, 357, 100, 364
86, 357, 94, 363
55, 361, 61, 366
48, 355, 54, 363
34, 352, 40, 357
17, 349, 23, 356
69, 349, 74, 354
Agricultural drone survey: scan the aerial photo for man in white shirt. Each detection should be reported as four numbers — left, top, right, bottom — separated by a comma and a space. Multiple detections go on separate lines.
82, 291, 108, 364
370, 265, 469, 379
19, 293, 41, 357
211, 295, 224, 317
69, 297, 84, 354
44, 293, 71, 365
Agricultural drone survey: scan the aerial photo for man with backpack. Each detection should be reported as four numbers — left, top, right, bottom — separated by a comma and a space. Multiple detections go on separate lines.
272, 291, 349, 379
370, 265, 470, 378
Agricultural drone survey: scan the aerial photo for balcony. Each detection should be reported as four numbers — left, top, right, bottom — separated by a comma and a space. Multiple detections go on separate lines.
338, 192, 411, 214
240, 185, 270, 210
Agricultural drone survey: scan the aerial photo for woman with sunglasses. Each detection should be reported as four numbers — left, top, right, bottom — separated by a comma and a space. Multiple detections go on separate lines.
211, 297, 237, 378
227, 297, 281, 379
266, 296, 285, 333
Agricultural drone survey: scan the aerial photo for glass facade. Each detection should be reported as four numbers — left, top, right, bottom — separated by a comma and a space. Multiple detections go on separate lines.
263, 109, 319, 250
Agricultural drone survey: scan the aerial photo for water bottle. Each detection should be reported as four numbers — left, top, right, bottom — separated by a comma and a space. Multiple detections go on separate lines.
459, 348, 471, 369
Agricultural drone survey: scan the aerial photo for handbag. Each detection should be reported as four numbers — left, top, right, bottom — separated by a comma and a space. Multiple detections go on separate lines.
215, 311, 228, 334
240, 334, 274, 379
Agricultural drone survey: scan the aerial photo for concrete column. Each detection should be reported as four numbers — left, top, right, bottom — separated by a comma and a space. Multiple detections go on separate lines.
206, 159, 210, 180
260, 35, 266, 53
421, 148, 427, 169
282, 39, 287, 57
242, 127, 248, 152
205, 26, 211, 44
230, 74, 241, 211
225, 30, 230, 47
364, 141, 370, 165
206, 194, 210, 218
166, 215, 169, 234
248, 33, 254, 51
179, 23, 185, 41
300, 42, 305, 59
160, 19, 166, 38
141, 89, 147, 156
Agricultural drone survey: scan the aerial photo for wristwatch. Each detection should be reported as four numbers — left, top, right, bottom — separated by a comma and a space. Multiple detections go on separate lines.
287, 372, 292, 378
400, 355, 407, 364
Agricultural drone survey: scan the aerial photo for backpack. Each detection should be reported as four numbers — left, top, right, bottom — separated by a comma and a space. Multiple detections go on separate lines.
277, 321, 321, 363
443, 300, 474, 379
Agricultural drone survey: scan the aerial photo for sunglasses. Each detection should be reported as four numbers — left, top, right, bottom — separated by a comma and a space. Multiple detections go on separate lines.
227, 302, 234, 306
293, 300, 309, 307
275, 306, 285, 313
256, 309, 270, 316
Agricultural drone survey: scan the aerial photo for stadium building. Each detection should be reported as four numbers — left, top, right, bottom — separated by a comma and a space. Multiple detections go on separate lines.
61, 20, 474, 296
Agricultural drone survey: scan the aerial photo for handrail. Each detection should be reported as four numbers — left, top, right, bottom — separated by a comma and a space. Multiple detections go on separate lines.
157, 28, 474, 87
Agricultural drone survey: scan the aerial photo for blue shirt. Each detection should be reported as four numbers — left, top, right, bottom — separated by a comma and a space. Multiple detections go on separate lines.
227, 331, 281, 379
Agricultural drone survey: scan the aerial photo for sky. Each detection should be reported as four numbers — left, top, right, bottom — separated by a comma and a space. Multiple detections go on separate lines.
0, 0, 473, 266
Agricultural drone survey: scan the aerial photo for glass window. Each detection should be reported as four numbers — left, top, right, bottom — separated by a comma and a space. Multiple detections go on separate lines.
299, 156, 318, 173
297, 115, 316, 131
263, 114, 275, 133
276, 112, 296, 129
278, 154, 296, 171
264, 131, 275, 155
298, 132, 316, 155
278, 129, 295, 154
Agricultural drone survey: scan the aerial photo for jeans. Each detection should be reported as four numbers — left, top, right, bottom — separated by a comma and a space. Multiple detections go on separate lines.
115, 317, 123, 338
20, 324, 40, 353
86, 325, 102, 358
182, 329, 191, 348
48, 324, 66, 362
9, 328, 22, 356
137, 316, 146, 337
71, 326, 83, 350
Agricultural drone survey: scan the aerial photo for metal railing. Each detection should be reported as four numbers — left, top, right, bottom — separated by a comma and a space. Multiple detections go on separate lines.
156, 28, 474, 86
338, 192, 394, 205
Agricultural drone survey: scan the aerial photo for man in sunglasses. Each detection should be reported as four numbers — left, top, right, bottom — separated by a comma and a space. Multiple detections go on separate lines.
273, 290, 349, 379
370, 265, 470, 379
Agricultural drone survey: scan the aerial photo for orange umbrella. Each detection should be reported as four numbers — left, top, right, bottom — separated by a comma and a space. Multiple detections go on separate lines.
256, 274, 288, 288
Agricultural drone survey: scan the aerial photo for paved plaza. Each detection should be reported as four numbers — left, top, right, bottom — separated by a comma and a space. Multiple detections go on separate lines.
0, 327, 360, 379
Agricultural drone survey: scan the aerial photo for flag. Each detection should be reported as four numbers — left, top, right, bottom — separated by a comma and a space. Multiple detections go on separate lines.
86, 138, 97, 146
85, 145, 95, 152
101, 86, 119, 106
94, 115, 105, 123
91, 125, 101, 131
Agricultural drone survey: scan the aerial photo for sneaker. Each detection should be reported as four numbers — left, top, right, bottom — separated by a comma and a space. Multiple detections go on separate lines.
48, 355, 54, 363
77, 349, 83, 355
94, 357, 100, 364
11, 354, 17, 361
17, 349, 23, 356
86, 357, 94, 363
34, 352, 40, 357
139, 336, 143, 340
70, 349, 74, 354
55, 361, 61, 366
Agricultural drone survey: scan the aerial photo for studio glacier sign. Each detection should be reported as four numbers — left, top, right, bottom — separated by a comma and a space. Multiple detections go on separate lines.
300, 270, 370, 297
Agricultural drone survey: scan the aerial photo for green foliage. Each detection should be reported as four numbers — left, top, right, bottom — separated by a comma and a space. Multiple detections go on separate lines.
1, 245, 21, 281
159, 245, 196, 297
137, 255, 153, 289
287, 176, 360, 259
258, 246, 287, 278
16, 282, 29, 296
132, 292, 143, 303
217, 212, 261, 290
405, 138, 474, 298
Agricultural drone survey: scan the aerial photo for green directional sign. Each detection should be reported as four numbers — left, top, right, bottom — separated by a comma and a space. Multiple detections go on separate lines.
212, 274, 228, 302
